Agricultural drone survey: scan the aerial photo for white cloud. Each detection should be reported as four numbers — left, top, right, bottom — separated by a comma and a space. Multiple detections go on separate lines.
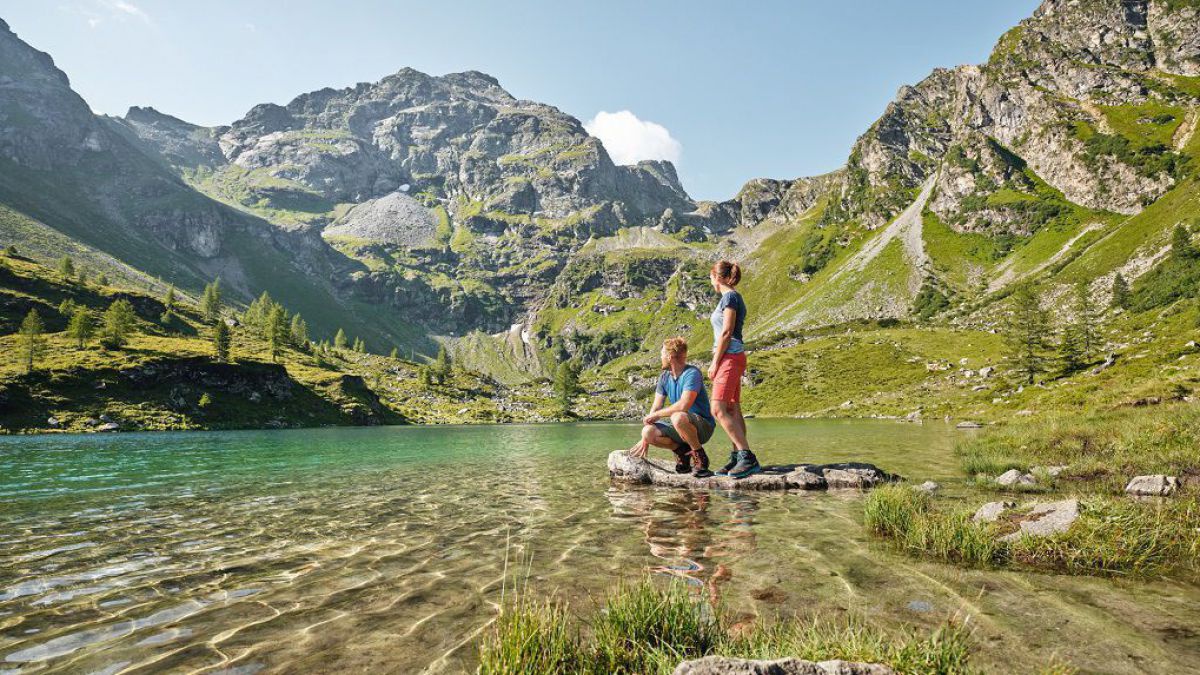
73, 0, 152, 28
104, 0, 151, 23
584, 110, 682, 166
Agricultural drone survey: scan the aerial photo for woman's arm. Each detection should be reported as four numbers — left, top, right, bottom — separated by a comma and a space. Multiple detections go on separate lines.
709, 306, 737, 379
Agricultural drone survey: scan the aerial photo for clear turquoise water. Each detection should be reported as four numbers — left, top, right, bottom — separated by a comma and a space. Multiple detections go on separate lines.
1, 420, 1197, 674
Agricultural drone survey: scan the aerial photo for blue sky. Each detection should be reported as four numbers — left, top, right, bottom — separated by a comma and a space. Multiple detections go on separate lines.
4, 0, 1040, 200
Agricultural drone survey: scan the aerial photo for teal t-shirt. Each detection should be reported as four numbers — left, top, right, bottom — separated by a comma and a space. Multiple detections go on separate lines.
655, 365, 714, 423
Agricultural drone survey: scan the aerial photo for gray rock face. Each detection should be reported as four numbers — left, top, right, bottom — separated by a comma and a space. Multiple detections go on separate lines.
1000, 498, 1079, 541
673, 657, 894, 675
323, 191, 437, 246
973, 501, 1016, 523
1125, 474, 1180, 496
607, 451, 896, 491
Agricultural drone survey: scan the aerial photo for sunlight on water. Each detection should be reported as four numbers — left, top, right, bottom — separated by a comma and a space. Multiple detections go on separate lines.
1, 420, 1197, 673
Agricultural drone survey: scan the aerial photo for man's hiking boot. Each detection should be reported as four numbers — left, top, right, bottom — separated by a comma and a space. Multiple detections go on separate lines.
690, 447, 713, 478
728, 450, 762, 479
714, 450, 738, 476
672, 444, 692, 474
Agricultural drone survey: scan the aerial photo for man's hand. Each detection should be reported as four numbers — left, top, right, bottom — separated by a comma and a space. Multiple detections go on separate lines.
642, 412, 660, 426
627, 438, 649, 458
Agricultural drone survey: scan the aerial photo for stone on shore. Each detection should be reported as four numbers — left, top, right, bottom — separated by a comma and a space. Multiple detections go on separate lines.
96, 422, 120, 432
995, 469, 1036, 487
972, 501, 1016, 523
673, 656, 894, 675
916, 480, 939, 493
1125, 475, 1179, 497
607, 451, 896, 491
955, 421, 983, 429
999, 499, 1079, 542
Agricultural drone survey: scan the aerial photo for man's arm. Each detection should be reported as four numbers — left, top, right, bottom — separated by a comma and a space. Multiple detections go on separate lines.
643, 390, 697, 424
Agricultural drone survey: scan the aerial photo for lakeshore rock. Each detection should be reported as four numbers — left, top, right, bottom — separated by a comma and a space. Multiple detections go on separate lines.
673, 656, 894, 675
955, 421, 983, 429
607, 451, 896, 491
96, 422, 120, 432
973, 501, 1016, 523
1125, 475, 1179, 497
999, 498, 1079, 541
995, 469, 1036, 487
916, 481, 940, 493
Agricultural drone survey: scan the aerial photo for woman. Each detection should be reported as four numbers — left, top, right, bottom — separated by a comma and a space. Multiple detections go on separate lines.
707, 260, 761, 478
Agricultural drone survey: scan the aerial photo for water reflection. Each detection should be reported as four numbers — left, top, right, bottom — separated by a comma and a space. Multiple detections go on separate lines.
607, 487, 758, 604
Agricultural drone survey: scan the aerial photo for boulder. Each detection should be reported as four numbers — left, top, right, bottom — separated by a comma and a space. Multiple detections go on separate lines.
96, 422, 120, 432
607, 451, 896, 492
673, 657, 894, 675
972, 501, 1016, 523
1125, 475, 1179, 497
995, 469, 1036, 487
999, 499, 1079, 542
916, 481, 940, 493
46, 416, 61, 428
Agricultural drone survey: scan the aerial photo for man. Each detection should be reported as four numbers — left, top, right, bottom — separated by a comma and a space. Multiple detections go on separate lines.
627, 336, 716, 477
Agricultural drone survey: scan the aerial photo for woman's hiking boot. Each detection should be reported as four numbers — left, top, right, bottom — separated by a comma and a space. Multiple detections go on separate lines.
690, 447, 713, 478
729, 450, 762, 479
714, 450, 738, 476
671, 444, 692, 474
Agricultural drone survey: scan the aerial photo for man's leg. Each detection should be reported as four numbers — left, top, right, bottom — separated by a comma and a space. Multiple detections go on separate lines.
669, 411, 701, 451
642, 423, 677, 450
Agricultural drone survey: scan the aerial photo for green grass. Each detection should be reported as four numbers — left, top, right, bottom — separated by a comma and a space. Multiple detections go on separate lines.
956, 404, 1200, 486
864, 485, 1200, 578
479, 578, 979, 675
1098, 102, 1187, 149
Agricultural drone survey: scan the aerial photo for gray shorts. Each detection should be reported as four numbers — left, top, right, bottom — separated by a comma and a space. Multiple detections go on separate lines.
654, 413, 715, 448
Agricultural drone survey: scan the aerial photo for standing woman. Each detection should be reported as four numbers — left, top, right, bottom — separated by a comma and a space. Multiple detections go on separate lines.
707, 260, 761, 478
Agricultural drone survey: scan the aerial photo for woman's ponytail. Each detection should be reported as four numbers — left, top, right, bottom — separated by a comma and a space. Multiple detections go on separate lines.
712, 260, 742, 287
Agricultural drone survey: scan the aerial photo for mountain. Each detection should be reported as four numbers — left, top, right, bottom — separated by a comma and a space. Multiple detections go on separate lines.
2, 1, 1200, 411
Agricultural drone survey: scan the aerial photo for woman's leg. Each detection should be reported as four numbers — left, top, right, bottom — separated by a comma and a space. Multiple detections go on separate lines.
711, 400, 749, 451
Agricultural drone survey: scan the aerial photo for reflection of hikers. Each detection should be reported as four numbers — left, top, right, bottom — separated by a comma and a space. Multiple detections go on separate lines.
708, 261, 761, 478
627, 337, 716, 477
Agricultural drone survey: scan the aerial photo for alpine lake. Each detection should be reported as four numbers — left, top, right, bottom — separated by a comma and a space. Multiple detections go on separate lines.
2, 420, 1198, 674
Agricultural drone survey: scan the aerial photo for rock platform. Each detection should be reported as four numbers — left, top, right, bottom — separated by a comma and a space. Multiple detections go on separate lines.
607, 451, 897, 491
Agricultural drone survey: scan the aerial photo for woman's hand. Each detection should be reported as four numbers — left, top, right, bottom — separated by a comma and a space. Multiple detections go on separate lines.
707, 361, 719, 380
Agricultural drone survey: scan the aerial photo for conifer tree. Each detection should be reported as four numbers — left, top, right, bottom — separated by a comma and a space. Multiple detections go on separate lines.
18, 309, 45, 373
99, 299, 136, 349
434, 344, 452, 384
289, 314, 308, 347
1072, 282, 1099, 362
353, 337, 365, 353
67, 306, 94, 349
389, 347, 399, 359
213, 319, 231, 363
201, 278, 222, 324
1005, 284, 1051, 385
96, 273, 109, 286
58, 298, 76, 316
266, 305, 289, 362
1111, 272, 1130, 310
1172, 224, 1196, 260
554, 359, 582, 414
163, 284, 176, 313
334, 328, 348, 350
57, 256, 75, 278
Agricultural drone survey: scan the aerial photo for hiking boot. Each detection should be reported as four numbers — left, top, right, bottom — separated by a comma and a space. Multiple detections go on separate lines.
672, 444, 692, 474
729, 450, 762, 479
690, 447, 713, 478
714, 450, 738, 476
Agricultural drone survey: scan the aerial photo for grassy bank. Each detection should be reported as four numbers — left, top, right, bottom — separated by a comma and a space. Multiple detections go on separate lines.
479, 579, 980, 674
956, 404, 1200, 490
864, 485, 1200, 578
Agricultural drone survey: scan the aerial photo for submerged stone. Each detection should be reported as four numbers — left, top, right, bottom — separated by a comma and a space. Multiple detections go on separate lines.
607, 451, 896, 491
673, 656, 894, 675
1125, 475, 1179, 497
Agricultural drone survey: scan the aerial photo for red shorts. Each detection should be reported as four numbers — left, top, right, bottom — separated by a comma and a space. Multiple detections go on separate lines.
712, 351, 747, 403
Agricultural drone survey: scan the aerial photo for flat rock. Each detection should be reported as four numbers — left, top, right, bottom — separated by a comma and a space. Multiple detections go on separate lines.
995, 469, 1036, 487
96, 422, 120, 432
955, 421, 983, 429
999, 499, 1079, 541
1032, 465, 1068, 478
1125, 475, 1179, 497
916, 481, 939, 493
673, 657, 894, 675
973, 501, 1016, 523
607, 451, 896, 491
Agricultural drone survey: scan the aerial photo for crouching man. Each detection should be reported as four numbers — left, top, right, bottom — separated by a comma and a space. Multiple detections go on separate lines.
627, 337, 716, 477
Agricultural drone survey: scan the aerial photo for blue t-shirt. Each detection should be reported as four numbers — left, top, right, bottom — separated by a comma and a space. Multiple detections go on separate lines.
655, 365, 714, 423
711, 290, 747, 354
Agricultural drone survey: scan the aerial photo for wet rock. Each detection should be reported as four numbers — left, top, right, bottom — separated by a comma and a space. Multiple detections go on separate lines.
973, 501, 1016, 523
995, 469, 1036, 487
607, 451, 896, 492
955, 421, 983, 429
916, 481, 939, 493
999, 499, 1079, 542
673, 657, 894, 675
1125, 475, 1179, 497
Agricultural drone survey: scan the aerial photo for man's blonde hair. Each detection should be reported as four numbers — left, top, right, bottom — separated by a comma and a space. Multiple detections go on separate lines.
663, 336, 688, 358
